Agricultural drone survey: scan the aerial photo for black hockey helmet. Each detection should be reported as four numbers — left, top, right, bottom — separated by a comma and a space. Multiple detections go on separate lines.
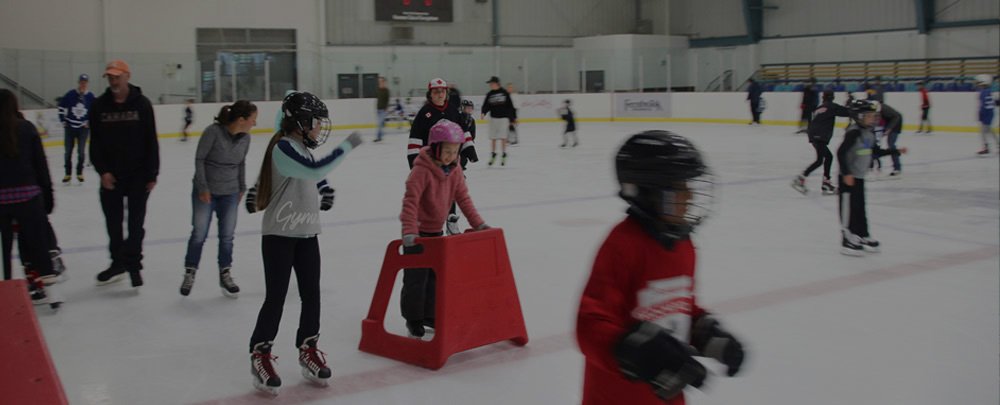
615, 131, 714, 245
282, 91, 330, 149
847, 98, 880, 127
461, 98, 474, 108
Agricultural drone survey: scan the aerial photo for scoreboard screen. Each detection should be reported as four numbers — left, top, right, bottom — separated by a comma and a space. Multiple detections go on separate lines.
375, 0, 453, 22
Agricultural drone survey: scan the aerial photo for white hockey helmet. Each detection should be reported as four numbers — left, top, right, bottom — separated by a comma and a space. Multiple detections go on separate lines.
427, 78, 448, 90
975, 74, 994, 87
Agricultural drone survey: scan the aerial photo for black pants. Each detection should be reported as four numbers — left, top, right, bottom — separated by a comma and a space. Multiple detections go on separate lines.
64, 127, 89, 176
99, 180, 150, 271
838, 177, 869, 242
15, 218, 58, 265
400, 231, 444, 324
801, 107, 814, 123
250, 235, 321, 351
803, 142, 833, 179
750, 102, 761, 123
0, 196, 54, 279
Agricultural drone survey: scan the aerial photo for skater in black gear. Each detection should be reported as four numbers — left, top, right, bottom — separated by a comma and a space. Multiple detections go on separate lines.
407, 78, 476, 170
558, 99, 578, 147
481, 76, 516, 166
792, 90, 850, 195
796, 77, 819, 134
0, 89, 60, 307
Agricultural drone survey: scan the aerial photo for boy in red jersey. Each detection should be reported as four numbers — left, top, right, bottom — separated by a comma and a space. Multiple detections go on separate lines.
576, 131, 745, 404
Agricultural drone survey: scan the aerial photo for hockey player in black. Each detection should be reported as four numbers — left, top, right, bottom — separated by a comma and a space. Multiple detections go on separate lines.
878, 102, 903, 178
836, 99, 907, 256
792, 90, 850, 195
458, 99, 477, 170
407, 78, 477, 169
796, 78, 819, 134
558, 99, 577, 147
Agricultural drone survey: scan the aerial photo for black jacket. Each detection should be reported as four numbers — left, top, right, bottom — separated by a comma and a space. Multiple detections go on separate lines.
407, 100, 475, 169
807, 101, 851, 145
880, 103, 902, 133
747, 82, 762, 103
801, 85, 819, 110
89, 84, 160, 183
0, 120, 53, 213
482, 88, 517, 120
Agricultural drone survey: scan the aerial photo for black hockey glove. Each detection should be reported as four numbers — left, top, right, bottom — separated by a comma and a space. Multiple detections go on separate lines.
461, 143, 479, 163
615, 321, 707, 401
319, 185, 335, 211
690, 314, 745, 377
245, 186, 258, 214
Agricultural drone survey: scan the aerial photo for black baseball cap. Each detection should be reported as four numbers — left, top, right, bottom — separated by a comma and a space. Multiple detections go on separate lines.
486, 76, 500, 84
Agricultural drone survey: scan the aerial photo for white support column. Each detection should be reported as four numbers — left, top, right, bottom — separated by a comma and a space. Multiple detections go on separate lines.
264, 57, 271, 101
214, 60, 221, 103
523, 57, 528, 94
666, 53, 672, 92
231, 59, 237, 102
552, 57, 557, 94
639, 55, 644, 93
581, 57, 586, 92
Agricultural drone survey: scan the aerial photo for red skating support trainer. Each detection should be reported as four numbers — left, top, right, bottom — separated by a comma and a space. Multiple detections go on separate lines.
0, 279, 68, 404
359, 228, 529, 369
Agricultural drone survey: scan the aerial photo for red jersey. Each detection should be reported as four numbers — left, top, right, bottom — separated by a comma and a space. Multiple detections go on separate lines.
920, 88, 930, 109
576, 217, 706, 405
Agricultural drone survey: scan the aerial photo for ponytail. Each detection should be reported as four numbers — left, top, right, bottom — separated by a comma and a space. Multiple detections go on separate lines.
215, 100, 257, 125
252, 131, 284, 211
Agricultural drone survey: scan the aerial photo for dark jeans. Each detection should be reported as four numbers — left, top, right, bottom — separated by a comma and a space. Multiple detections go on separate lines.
64, 127, 89, 176
400, 231, 444, 324
0, 196, 54, 278
886, 126, 902, 171
750, 101, 761, 123
838, 177, 868, 242
250, 235, 321, 351
99, 180, 150, 271
803, 142, 833, 179
183, 189, 240, 269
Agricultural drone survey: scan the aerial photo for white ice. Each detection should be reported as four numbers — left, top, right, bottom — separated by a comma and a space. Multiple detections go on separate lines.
31, 121, 999, 405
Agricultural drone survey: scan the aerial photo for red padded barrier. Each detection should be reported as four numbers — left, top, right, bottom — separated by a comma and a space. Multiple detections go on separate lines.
0, 280, 68, 404
358, 228, 528, 370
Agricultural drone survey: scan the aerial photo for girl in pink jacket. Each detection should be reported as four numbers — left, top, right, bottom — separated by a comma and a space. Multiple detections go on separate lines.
399, 119, 489, 338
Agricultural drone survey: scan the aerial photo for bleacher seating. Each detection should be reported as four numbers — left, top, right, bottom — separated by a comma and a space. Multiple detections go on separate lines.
757, 58, 999, 92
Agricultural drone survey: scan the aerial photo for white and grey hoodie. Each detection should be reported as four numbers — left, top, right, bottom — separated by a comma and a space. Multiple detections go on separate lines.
261, 133, 361, 238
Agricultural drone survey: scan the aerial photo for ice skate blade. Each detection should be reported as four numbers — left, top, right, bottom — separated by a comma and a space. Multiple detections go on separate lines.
221, 288, 239, 299
96, 273, 126, 286
301, 368, 331, 387
862, 245, 880, 253
840, 247, 866, 257
253, 380, 280, 396
790, 183, 807, 195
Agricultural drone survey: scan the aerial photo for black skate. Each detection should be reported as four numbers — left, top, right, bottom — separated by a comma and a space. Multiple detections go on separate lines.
977, 148, 990, 156
488, 152, 496, 166
821, 180, 837, 196
179, 267, 196, 296
251, 342, 281, 395
298, 335, 332, 386
446, 214, 461, 236
791, 175, 808, 194
27, 270, 62, 310
501, 153, 507, 167
841, 239, 865, 257
406, 320, 426, 339
96, 265, 126, 286
860, 237, 880, 253
128, 269, 143, 289
219, 267, 240, 298
41, 250, 67, 285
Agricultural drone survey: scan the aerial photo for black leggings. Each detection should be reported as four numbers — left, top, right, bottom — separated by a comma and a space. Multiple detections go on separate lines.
803, 142, 833, 179
0, 196, 54, 279
250, 235, 321, 351
400, 231, 444, 324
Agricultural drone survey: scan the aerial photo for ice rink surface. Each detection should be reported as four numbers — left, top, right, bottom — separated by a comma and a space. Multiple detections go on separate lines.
33, 121, 999, 404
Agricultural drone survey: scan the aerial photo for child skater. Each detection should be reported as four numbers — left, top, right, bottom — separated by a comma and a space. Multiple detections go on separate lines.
399, 119, 489, 338
558, 99, 578, 147
245, 91, 362, 395
577, 131, 745, 404
837, 99, 907, 256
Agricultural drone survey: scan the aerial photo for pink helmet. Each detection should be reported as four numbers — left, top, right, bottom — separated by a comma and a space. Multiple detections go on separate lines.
428, 119, 465, 145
